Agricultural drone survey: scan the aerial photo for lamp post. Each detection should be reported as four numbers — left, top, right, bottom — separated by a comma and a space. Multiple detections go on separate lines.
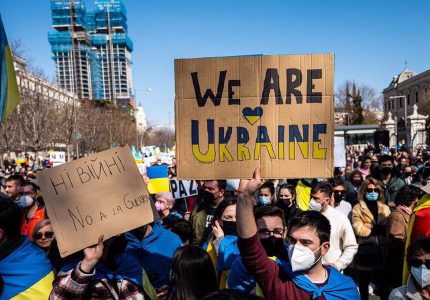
389, 95, 408, 146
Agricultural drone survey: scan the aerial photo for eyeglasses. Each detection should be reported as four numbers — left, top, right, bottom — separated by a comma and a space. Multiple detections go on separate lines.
258, 228, 284, 239
366, 188, 379, 193
410, 258, 430, 269
34, 231, 54, 240
333, 190, 346, 195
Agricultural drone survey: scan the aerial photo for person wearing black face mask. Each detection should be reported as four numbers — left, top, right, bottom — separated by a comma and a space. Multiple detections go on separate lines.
331, 182, 352, 221
200, 196, 239, 289
227, 206, 288, 292
401, 166, 413, 185
275, 184, 302, 222
377, 155, 406, 207
191, 180, 227, 246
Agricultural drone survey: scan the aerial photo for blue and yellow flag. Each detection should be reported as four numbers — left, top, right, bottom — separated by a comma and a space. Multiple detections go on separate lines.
0, 14, 20, 121
146, 164, 170, 194
0, 238, 54, 300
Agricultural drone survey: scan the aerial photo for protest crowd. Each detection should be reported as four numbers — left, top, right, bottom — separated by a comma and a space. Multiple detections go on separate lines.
1, 142, 430, 300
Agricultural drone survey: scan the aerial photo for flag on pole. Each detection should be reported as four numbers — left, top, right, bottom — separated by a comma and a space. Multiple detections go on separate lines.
0, 14, 20, 121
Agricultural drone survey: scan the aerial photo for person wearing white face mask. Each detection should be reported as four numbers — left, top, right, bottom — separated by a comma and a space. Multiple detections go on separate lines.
18, 182, 46, 239
389, 237, 430, 299
236, 168, 359, 299
308, 181, 358, 272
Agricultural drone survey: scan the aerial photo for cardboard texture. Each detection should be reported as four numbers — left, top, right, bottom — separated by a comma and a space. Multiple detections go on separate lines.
37, 146, 157, 257
175, 54, 334, 179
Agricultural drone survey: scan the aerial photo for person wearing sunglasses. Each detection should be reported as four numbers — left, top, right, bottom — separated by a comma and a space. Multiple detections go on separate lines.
389, 237, 430, 299
331, 179, 353, 221
352, 178, 391, 300
31, 220, 54, 253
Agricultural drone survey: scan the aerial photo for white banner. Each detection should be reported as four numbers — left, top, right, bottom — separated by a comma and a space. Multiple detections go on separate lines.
169, 179, 198, 199
334, 136, 346, 168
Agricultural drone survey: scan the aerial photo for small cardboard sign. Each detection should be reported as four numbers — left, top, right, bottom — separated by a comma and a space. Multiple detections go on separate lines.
170, 179, 198, 199
37, 146, 157, 257
175, 54, 334, 179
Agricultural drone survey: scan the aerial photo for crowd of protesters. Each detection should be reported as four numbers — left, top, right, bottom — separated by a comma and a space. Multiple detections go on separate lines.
1, 143, 430, 300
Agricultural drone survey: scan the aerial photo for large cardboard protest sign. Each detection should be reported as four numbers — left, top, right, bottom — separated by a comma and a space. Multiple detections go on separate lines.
175, 54, 334, 179
37, 146, 157, 257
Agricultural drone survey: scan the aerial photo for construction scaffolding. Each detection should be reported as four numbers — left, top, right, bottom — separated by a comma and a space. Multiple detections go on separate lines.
48, 0, 133, 103
50, 0, 87, 29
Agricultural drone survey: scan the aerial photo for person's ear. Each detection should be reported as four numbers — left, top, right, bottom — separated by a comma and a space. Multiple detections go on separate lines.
321, 242, 330, 256
282, 227, 288, 239
329, 195, 334, 207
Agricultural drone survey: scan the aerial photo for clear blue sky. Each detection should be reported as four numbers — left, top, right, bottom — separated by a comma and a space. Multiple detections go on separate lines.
1, 0, 430, 125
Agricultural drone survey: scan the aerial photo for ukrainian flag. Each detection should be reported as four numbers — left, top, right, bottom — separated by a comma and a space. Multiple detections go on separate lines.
0, 14, 20, 121
146, 164, 170, 194
0, 238, 54, 299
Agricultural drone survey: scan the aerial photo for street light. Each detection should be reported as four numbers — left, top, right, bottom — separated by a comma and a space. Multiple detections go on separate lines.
389, 95, 408, 146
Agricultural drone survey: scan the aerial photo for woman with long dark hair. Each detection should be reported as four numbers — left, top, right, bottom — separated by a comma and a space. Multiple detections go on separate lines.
201, 196, 240, 288
275, 183, 302, 223
168, 245, 217, 300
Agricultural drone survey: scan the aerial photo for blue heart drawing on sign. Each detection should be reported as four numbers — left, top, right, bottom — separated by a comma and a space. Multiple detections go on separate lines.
242, 107, 264, 125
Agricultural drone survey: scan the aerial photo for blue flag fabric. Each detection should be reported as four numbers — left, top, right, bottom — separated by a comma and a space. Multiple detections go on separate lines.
0, 238, 53, 300
276, 259, 360, 300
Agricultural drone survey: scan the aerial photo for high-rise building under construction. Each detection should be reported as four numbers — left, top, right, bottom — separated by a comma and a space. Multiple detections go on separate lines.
48, 0, 134, 106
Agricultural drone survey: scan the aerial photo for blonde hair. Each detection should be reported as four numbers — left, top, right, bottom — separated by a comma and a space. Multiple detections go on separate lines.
31, 219, 52, 241
357, 178, 385, 202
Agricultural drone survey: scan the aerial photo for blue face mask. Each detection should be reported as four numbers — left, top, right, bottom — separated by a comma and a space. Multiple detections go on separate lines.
366, 192, 378, 201
427, 180, 430, 186
258, 197, 271, 206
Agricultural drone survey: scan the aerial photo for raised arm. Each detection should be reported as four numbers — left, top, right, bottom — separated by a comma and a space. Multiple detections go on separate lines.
237, 167, 262, 238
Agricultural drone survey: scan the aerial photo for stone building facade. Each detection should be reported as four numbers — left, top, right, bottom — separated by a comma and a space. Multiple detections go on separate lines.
383, 68, 430, 146
383, 68, 430, 121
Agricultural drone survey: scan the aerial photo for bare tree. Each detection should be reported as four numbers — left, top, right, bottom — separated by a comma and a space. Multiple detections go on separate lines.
336, 80, 383, 125
0, 111, 21, 157
18, 74, 58, 153
142, 125, 175, 150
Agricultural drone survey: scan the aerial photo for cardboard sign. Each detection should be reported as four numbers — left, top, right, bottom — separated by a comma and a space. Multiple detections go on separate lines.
170, 179, 198, 199
37, 146, 157, 257
175, 54, 334, 179
334, 136, 346, 168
